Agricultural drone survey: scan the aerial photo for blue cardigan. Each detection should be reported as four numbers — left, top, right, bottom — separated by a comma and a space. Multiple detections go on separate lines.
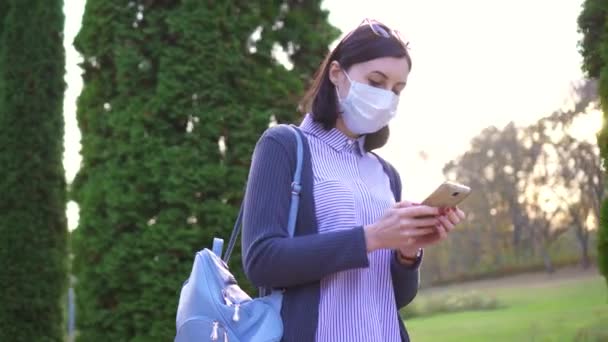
241, 125, 421, 342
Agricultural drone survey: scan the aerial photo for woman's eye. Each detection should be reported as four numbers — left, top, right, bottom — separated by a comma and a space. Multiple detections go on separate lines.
368, 80, 382, 87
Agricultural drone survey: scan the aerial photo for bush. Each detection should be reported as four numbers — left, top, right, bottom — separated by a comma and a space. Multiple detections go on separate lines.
400, 301, 424, 319
0, 1, 68, 341
574, 318, 608, 342
401, 290, 502, 319
71, 2, 339, 340
598, 199, 608, 288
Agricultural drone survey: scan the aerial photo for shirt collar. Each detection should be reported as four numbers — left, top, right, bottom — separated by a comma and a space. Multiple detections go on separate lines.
300, 114, 366, 155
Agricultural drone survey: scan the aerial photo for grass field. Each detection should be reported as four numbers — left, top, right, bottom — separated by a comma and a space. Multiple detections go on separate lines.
405, 268, 608, 342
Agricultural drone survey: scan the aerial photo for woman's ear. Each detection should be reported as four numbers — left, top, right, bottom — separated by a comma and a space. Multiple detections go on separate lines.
328, 61, 343, 87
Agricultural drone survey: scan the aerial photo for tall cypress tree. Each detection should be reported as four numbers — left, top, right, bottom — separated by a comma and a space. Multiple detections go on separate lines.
578, 0, 608, 287
0, 1, 68, 341
72, 1, 338, 340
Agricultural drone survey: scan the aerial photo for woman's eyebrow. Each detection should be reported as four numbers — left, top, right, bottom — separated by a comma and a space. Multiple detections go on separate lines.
370, 70, 407, 86
369, 70, 388, 78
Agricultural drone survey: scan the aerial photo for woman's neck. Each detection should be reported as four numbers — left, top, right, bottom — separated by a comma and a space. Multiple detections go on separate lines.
335, 117, 360, 139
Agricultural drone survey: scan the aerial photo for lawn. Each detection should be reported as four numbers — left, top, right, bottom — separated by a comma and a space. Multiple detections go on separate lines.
405, 270, 608, 342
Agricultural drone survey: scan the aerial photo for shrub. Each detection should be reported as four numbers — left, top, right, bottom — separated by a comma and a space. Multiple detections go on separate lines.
0, 1, 68, 341
574, 317, 608, 341
401, 290, 502, 319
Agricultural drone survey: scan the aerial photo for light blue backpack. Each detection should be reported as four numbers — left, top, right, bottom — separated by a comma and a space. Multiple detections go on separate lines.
175, 125, 304, 342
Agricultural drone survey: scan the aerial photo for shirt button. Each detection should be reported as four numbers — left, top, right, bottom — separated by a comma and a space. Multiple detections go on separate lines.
347, 139, 355, 145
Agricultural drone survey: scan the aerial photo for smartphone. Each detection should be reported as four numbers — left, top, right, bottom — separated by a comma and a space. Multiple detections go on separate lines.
421, 181, 471, 208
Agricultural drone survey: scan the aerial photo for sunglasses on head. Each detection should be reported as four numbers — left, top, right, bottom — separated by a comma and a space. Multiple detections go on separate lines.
342, 18, 410, 48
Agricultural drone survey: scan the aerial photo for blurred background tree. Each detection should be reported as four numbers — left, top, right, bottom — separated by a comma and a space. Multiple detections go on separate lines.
424, 81, 602, 285
0, 1, 68, 341
578, 0, 608, 287
70, 1, 339, 340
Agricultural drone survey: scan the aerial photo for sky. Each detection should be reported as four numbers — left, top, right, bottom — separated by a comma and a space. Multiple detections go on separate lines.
62, 0, 600, 230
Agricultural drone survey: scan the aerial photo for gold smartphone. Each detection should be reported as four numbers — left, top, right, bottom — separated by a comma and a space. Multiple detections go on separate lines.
421, 181, 471, 208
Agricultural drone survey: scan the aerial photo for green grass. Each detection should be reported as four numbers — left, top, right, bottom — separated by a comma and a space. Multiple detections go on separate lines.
406, 275, 608, 342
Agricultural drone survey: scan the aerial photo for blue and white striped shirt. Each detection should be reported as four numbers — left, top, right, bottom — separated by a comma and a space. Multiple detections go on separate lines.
300, 115, 401, 342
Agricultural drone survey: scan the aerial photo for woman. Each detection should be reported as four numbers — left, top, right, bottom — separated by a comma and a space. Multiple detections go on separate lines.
242, 19, 466, 342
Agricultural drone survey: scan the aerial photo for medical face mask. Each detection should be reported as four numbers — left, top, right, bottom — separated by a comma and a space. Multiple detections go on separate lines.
337, 71, 400, 135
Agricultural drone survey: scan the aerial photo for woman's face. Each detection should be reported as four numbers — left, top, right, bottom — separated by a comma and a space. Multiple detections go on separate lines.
329, 56, 411, 99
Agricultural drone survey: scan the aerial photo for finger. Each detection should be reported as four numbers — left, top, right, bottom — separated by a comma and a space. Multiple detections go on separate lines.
417, 224, 438, 230
438, 216, 455, 232
409, 216, 440, 227
400, 205, 440, 218
456, 208, 466, 220
403, 227, 435, 237
436, 223, 448, 239
446, 209, 460, 224
394, 201, 413, 208
415, 232, 441, 246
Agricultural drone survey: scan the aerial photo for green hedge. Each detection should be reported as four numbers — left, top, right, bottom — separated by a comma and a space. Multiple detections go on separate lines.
71, 1, 338, 340
0, 1, 68, 341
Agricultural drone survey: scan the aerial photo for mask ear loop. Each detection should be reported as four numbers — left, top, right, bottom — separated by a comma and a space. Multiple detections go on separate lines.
335, 67, 353, 102
335, 88, 344, 107
342, 69, 353, 83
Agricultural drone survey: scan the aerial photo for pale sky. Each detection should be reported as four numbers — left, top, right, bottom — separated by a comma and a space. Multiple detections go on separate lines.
62, 0, 600, 230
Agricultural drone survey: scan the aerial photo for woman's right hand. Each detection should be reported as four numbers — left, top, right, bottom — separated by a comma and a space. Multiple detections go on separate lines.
364, 202, 440, 252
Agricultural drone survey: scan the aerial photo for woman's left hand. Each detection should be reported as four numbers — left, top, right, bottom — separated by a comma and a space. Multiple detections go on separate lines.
397, 205, 466, 259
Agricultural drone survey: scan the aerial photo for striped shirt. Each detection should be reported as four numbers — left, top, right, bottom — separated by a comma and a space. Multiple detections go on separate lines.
300, 115, 401, 342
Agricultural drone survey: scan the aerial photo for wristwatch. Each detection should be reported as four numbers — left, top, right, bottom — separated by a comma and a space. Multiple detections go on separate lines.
398, 248, 423, 264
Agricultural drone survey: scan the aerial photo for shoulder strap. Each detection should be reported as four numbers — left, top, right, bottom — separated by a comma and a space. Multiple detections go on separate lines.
285, 125, 304, 236
223, 124, 304, 263
371, 152, 401, 202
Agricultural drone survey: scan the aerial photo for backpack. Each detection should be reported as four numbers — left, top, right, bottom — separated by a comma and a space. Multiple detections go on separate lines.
175, 125, 304, 341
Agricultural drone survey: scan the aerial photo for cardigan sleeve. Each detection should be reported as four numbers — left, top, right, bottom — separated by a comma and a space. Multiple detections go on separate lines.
391, 249, 422, 309
383, 160, 423, 309
241, 127, 370, 289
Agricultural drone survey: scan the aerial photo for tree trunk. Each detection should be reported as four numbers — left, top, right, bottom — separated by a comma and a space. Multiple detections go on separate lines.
538, 224, 555, 274
574, 222, 591, 269
541, 245, 555, 274
581, 239, 591, 269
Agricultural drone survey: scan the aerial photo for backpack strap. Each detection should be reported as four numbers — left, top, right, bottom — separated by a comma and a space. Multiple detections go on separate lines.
222, 124, 304, 263
371, 152, 402, 202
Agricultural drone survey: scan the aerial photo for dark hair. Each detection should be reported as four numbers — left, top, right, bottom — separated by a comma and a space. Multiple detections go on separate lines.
300, 21, 412, 151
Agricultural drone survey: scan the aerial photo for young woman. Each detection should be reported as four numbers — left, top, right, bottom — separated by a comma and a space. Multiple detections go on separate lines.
241, 19, 466, 342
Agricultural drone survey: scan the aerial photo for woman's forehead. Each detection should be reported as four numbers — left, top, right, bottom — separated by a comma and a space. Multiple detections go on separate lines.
353, 57, 410, 80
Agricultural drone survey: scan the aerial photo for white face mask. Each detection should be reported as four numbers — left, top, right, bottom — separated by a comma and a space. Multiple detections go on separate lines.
337, 71, 400, 135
